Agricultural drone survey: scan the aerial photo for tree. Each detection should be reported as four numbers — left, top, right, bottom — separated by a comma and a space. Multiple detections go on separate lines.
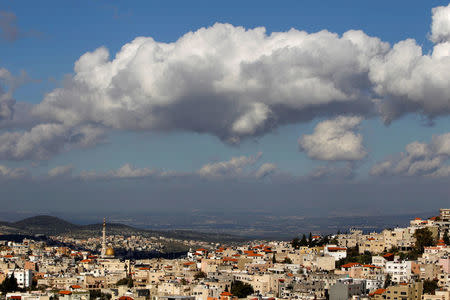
272, 253, 276, 264
282, 257, 292, 264
443, 230, 450, 245
291, 237, 301, 249
384, 274, 391, 288
230, 280, 254, 298
308, 232, 313, 246
0, 273, 19, 293
423, 279, 439, 294
115, 277, 133, 287
300, 234, 308, 246
414, 228, 435, 253
194, 271, 207, 280
90, 289, 112, 300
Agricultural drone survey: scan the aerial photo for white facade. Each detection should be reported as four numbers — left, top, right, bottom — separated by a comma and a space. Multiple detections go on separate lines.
324, 245, 347, 261
385, 260, 412, 283
8, 269, 33, 288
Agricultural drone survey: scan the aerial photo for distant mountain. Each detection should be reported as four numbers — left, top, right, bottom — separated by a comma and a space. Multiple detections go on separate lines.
13, 215, 80, 234
0, 215, 244, 243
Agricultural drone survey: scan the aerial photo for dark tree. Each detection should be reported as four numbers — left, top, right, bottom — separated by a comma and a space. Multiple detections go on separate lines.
282, 257, 293, 264
423, 279, 439, 294
230, 280, 254, 298
90, 289, 112, 300
115, 277, 133, 287
443, 230, 450, 245
414, 228, 435, 253
291, 237, 301, 249
300, 234, 308, 246
194, 271, 207, 280
384, 274, 391, 288
0, 273, 19, 293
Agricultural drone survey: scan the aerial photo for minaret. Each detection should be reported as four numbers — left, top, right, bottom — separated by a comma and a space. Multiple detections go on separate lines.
101, 217, 106, 258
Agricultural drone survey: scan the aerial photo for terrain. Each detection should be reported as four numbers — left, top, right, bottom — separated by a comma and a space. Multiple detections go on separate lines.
0, 215, 245, 243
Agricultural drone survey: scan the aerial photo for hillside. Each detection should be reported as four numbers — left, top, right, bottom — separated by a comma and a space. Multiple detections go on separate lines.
12, 216, 80, 234
0, 215, 244, 243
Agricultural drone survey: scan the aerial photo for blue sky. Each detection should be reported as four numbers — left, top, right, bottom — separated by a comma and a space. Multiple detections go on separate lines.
0, 0, 449, 216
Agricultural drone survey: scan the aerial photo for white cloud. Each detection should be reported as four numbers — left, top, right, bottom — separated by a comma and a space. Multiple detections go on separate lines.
48, 164, 74, 178
298, 116, 366, 161
0, 123, 106, 161
78, 153, 276, 181
0, 4, 448, 162
0, 164, 29, 179
307, 164, 354, 180
32, 24, 389, 144
197, 152, 262, 178
370, 132, 450, 177
430, 4, 450, 43
254, 163, 277, 179
110, 164, 156, 178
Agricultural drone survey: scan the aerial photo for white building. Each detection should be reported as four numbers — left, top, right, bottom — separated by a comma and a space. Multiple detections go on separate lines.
8, 269, 33, 288
324, 245, 347, 261
385, 260, 412, 283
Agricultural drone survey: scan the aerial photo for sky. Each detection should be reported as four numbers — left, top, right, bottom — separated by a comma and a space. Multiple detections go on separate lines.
0, 0, 449, 219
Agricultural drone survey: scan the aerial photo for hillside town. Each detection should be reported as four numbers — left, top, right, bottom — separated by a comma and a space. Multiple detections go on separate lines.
0, 209, 449, 300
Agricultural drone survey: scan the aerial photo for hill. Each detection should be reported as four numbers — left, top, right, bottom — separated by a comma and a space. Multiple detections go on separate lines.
0, 215, 244, 243
12, 215, 80, 234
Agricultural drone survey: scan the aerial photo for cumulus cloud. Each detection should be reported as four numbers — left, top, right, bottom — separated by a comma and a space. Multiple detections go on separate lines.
32, 24, 389, 145
197, 152, 262, 178
78, 153, 276, 181
0, 67, 37, 128
0, 4, 448, 162
0, 123, 106, 161
80, 164, 157, 180
0, 164, 29, 179
254, 163, 277, 179
299, 116, 366, 161
430, 4, 450, 43
48, 164, 74, 178
370, 132, 450, 177
307, 164, 355, 180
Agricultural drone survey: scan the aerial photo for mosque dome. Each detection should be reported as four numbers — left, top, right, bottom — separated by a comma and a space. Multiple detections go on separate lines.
105, 247, 115, 256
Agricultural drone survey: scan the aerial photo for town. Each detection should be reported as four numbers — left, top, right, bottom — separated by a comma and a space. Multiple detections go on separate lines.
0, 209, 449, 300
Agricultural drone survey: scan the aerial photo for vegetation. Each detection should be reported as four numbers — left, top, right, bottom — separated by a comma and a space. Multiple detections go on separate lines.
384, 274, 391, 288
194, 271, 207, 280
336, 247, 372, 268
89, 289, 112, 300
443, 230, 449, 245
116, 277, 133, 288
0, 274, 19, 294
230, 280, 254, 298
423, 279, 439, 294
291, 234, 331, 249
414, 228, 435, 254
282, 257, 293, 264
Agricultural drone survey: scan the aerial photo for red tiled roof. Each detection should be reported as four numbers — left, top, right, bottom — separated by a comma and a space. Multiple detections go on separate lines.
220, 292, 233, 296
327, 247, 347, 251
70, 285, 82, 289
59, 291, 72, 295
341, 262, 361, 268
369, 289, 386, 296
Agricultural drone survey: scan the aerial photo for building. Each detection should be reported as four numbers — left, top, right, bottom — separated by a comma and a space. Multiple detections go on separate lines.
7, 269, 33, 289
385, 260, 413, 283
384, 282, 423, 300
329, 278, 366, 300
